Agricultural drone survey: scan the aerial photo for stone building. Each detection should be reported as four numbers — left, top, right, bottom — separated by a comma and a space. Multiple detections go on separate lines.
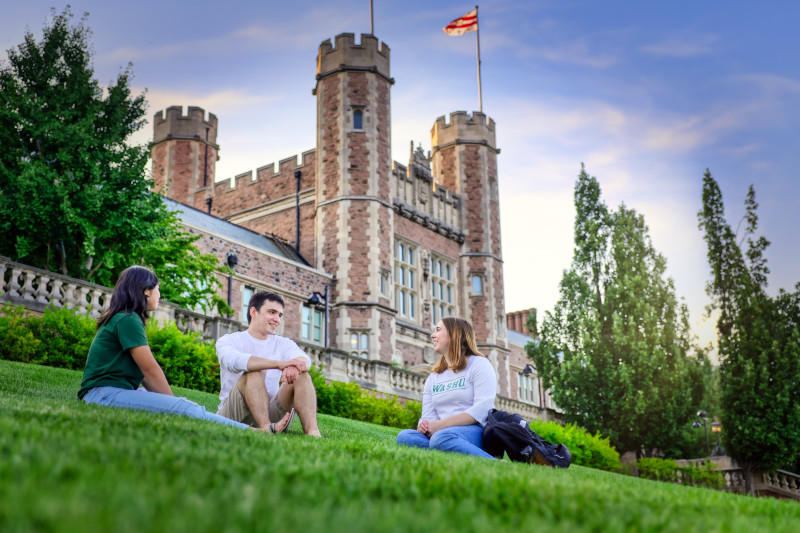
150, 32, 554, 414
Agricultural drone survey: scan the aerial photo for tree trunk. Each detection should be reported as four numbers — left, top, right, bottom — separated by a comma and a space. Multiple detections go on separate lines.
743, 462, 755, 496
57, 241, 68, 275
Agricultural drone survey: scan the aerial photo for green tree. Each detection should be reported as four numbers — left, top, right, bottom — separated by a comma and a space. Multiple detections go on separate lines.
698, 170, 800, 494
529, 166, 706, 455
0, 8, 228, 314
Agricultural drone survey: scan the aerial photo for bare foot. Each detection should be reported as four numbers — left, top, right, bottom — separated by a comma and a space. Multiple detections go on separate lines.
306, 428, 322, 438
260, 410, 293, 434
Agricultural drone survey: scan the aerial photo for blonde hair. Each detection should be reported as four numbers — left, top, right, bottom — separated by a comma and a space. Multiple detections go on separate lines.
432, 317, 484, 373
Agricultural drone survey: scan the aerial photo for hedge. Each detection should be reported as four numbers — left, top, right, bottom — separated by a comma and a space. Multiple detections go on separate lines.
529, 419, 621, 471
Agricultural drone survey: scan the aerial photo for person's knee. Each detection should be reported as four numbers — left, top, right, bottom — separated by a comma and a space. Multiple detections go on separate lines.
429, 429, 458, 450
295, 371, 315, 391
396, 429, 416, 445
239, 370, 265, 392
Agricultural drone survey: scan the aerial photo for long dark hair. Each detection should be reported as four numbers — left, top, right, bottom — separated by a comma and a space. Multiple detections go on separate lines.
432, 317, 484, 374
97, 266, 159, 328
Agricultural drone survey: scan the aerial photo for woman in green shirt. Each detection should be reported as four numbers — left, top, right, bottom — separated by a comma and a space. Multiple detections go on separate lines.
79, 266, 287, 431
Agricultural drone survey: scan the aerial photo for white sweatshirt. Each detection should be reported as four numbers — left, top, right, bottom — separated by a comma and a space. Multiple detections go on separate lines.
421, 355, 497, 427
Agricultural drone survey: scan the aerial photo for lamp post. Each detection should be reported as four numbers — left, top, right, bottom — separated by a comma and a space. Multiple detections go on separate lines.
225, 252, 238, 318
522, 364, 546, 408
693, 410, 710, 456
306, 285, 329, 349
710, 421, 724, 456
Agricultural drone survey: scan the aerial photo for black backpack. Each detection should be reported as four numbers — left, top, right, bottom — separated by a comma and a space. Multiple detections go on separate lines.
482, 409, 572, 468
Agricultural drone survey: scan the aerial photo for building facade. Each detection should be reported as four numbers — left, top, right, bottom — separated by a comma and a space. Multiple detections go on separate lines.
150, 32, 552, 413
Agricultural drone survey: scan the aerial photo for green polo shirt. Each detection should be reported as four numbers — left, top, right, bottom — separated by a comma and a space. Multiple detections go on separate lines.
78, 312, 149, 399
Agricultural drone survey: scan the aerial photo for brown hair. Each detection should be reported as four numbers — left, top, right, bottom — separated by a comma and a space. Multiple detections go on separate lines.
97, 266, 159, 328
247, 292, 285, 324
432, 317, 484, 373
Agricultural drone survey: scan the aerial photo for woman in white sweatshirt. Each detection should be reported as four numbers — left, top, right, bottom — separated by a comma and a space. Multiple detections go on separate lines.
396, 317, 497, 459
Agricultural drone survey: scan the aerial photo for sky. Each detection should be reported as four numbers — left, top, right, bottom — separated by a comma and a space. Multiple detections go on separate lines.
3, 1, 799, 357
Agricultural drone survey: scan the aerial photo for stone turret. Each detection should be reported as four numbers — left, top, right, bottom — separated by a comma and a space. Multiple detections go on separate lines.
314, 33, 396, 362
431, 111, 506, 351
151, 106, 219, 211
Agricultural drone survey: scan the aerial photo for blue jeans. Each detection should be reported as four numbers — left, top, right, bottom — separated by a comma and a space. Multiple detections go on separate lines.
83, 387, 249, 430
397, 425, 495, 459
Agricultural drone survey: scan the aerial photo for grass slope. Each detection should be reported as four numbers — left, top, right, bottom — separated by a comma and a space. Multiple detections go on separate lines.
1, 360, 799, 533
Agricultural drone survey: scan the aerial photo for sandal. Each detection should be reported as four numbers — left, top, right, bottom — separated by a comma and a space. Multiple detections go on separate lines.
268, 408, 296, 434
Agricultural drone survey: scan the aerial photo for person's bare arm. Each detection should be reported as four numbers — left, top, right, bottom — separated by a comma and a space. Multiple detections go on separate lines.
246, 356, 306, 372
425, 412, 478, 435
130, 345, 173, 396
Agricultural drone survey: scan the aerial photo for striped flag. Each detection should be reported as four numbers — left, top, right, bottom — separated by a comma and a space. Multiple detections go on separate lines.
443, 9, 478, 36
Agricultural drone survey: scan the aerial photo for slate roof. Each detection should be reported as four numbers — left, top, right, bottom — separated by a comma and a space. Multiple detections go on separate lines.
162, 197, 308, 265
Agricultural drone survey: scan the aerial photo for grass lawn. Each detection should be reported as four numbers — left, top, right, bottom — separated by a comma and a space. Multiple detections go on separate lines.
1, 360, 799, 533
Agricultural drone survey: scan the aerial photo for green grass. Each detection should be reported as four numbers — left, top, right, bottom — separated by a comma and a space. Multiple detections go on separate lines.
1, 361, 799, 533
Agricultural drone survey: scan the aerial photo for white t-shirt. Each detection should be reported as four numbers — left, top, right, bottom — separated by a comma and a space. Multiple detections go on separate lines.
215, 330, 311, 413
421, 355, 497, 427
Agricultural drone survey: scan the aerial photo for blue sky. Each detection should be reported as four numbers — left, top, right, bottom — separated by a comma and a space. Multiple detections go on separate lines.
4, 1, 799, 356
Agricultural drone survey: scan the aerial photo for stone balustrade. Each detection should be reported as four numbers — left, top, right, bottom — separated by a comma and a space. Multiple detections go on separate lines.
2, 255, 559, 422
496, 395, 561, 424
1, 256, 113, 318
756, 470, 800, 499
677, 455, 800, 501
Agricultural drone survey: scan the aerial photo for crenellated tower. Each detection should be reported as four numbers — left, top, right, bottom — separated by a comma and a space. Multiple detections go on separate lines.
431, 111, 507, 354
151, 106, 218, 212
314, 33, 396, 361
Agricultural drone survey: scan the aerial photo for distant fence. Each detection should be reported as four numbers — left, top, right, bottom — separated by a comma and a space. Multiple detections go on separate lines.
0, 255, 556, 422
677, 457, 800, 501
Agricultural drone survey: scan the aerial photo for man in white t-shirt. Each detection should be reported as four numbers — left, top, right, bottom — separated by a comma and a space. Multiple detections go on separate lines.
216, 291, 321, 437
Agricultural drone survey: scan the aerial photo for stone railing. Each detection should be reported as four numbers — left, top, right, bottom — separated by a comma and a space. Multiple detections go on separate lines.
677, 456, 800, 501
298, 341, 426, 400
0, 255, 243, 342
496, 395, 562, 424
0, 256, 112, 318
716, 468, 800, 500
756, 470, 800, 499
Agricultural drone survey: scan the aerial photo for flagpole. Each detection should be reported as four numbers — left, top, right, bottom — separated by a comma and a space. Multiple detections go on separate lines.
370, 0, 374, 34
475, 5, 483, 113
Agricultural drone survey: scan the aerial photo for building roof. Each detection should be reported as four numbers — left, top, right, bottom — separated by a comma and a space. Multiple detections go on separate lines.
162, 197, 308, 265
508, 328, 536, 348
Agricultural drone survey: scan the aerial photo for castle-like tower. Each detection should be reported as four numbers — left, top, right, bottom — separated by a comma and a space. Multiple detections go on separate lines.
431, 112, 508, 369
151, 106, 218, 212
314, 33, 396, 360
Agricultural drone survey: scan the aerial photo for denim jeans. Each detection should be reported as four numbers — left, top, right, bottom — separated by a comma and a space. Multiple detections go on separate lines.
396, 425, 495, 459
83, 386, 250, 429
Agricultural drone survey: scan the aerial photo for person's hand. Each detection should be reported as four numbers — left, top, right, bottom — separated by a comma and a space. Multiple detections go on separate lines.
280, 357, 308, 372
281, 365, 300, 384
290, 357, 309, 372
417, 419, 430, 436
426, 419, 444, 436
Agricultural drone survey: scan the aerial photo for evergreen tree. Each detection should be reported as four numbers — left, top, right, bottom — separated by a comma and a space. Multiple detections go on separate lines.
0, 8, 228, 313
698, 170, 800, 494
529, 166, 705, 455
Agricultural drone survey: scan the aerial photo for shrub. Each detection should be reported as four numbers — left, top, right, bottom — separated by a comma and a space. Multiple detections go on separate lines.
0, 304, 42, 364
24, 306, 95, 370
147, 321, 221, 394
529, 419, 621, 471
311, 366, 421, 429
637, 457, 724, 489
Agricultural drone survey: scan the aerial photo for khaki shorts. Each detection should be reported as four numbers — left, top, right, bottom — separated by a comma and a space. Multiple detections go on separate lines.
218, 380, 290, 426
